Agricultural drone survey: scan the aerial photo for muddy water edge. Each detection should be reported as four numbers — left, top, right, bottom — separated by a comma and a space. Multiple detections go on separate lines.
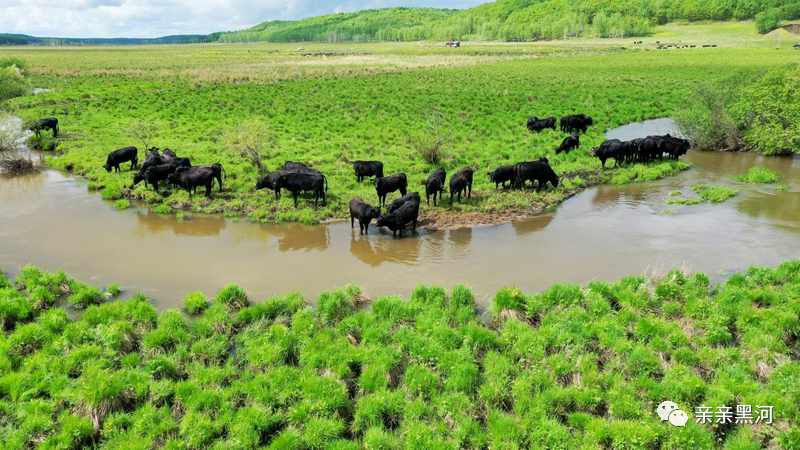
1, 119, 798, 310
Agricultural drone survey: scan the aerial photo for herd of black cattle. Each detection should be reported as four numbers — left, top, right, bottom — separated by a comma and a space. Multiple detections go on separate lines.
31, 112, 690, 237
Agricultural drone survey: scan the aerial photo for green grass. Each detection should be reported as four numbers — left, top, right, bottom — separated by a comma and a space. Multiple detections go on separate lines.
666, 184, 739, 205
0, 261, 798, 449
736, 167, 781, 183
3, 31, 794, 224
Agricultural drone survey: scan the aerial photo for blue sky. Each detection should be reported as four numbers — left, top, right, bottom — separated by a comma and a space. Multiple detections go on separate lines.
0, 0, 486, 38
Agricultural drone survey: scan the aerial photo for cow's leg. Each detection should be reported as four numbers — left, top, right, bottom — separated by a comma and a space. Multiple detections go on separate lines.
206, 183, 212, 198
351, 214, 354, 228
321, 189, 326, 206
293, 192, 298, 207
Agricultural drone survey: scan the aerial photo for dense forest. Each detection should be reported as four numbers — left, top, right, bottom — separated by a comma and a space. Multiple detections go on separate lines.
0, 34, 208, 46
212, 0, 800, 43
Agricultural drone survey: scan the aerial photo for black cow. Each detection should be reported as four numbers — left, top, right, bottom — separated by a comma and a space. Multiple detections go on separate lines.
375, 173, 407, 207
353, 161, 384, 182
661, 134, 690, 160
526, 116, 557, 132
138, 149, 163, 175
178, 163, 224, 191
376, 200, 419, 238
454, 167, 474, 198
143, 163, 179, 193
349, 197, 381, 235
167, 167, 217, 197
594, 139, 624, 169
513, 161, 559, 190
387, 192, 421, 214
449, 172, 470, 206
284, 161, 308, 171
488, 165, 514, 189
255, 171, 285, 199
560, 114, 594, 133
556, 133, 580, 154
425, 167, 446, 206
276, 172, 328, 207
104, 146, 138, 173
34, 118, 59, 137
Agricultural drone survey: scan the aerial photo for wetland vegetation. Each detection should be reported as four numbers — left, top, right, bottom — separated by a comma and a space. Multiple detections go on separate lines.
1, 261, 798, 449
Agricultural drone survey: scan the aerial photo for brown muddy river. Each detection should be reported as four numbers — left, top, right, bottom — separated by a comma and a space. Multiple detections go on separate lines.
1, 119, 798, 309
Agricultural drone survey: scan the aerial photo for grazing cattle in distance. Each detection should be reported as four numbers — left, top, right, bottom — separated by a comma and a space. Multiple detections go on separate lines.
276, 171, 328, 207
425, 167, 446, 206
387, 192, 421, 214
143, 163, 179, 193
556, 133, 580, 154
513, 160, 559, 191
167, 167, 217, 197
33, 118, 59, 137
377, 200, 420, 237
353, 160, 384, 182
375, 173, 407, 207
104, 146, 138, 173
560, 114, 594, 133
183, 163, 224, 191
255, 171, 285, 199
526, 116, 557, 132
488, 165, 514, 189
349, 197, 381, 235
594, 139, 624, 169
284, 161, 308, 171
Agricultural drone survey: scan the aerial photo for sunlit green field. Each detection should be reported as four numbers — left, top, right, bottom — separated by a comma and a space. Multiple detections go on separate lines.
2, 22, 797, 224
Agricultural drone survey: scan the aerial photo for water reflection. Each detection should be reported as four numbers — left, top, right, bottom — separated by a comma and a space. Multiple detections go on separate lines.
447, 228, 473, 258
350, 231, 421, 266
270, 223, 329, 252
511, 214, 554, 235
135, 210, 227, 238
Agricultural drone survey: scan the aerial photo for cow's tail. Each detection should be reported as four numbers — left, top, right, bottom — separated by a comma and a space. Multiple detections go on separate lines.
220, 164, 226, 179
323, 175, 328, 193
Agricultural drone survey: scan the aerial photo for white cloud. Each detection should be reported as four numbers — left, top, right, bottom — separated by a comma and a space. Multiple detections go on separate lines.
0, 0, 486, 38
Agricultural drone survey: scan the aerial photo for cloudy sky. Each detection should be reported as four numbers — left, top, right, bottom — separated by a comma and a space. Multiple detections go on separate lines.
1, 0, 486, 38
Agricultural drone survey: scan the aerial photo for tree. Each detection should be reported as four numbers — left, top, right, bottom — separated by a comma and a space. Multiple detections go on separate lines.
125, 119, 158, 153
755, 8, 781, 34
408, 109, 455, 165
224, 120, 272, 175
0, 114, 36, 175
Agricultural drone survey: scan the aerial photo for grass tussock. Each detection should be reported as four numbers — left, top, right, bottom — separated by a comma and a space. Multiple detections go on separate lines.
0, 261, 798, 449
736, 167, 780, 184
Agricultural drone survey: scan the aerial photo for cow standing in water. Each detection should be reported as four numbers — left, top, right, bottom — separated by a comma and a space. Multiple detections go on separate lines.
349, 197, 381, 234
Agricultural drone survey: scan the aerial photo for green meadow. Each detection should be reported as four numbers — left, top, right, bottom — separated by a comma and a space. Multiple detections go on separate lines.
1, 23, 798, 225
1, 261, 798, 449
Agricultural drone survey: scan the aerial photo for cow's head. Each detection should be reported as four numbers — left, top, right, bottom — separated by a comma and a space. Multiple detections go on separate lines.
103, 164, 112, 172
376, 214, 390, 227
368, 206, 381, 220
133, 172, 145, 185
551, 176, 560, 189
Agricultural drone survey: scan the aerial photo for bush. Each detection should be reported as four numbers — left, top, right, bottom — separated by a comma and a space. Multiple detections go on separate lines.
114, 199, 131, 210
184, 292, 210, 315
755, 8, 781, 33
69, 284, 104, 308
0, 65, 27, 102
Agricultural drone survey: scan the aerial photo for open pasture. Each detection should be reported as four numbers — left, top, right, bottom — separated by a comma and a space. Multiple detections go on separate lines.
2, 24, 797, 225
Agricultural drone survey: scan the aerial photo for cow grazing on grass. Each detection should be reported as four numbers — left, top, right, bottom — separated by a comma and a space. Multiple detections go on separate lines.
449, 172, 470, 206
33, 118, 59, 137
349, 197, 382, 234
276, 171, 328, 207
556, 133, 580, 154
526, 116, 556, 132
104, 147, 138, 173
255, 171, 285, 199
353, 161, 384, 182
454, 167, 474, 198
375, 173, 407, 207
376, 200, 420, 237
167, 167, 217, 197
513, 160, 559, 191
560, 114, 593, 133
425, 167, 446, 206
488, 165, 514, 189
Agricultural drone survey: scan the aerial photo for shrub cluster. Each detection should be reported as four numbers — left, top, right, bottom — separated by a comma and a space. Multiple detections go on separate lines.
1, 261, 798, 449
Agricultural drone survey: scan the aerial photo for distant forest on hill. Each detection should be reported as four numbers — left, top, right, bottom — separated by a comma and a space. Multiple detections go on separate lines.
210, 0, 800, 43
3, 0, 799, 45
